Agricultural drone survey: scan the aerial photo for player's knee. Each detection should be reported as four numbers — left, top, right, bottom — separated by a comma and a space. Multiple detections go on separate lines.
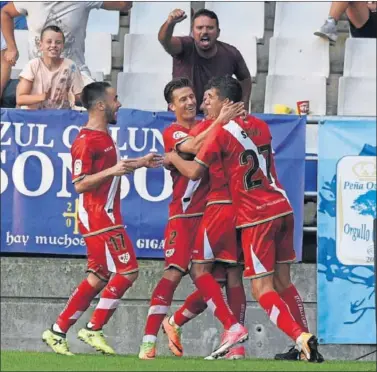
125, 271, 139, 284
87, 273, 107, 291
226, 265, 244, 288
163, 267, 184, 283
189, 263, 212, 281
251, 276, 274, 301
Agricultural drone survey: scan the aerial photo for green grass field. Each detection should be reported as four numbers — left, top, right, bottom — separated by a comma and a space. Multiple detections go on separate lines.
1, 351, 375, 372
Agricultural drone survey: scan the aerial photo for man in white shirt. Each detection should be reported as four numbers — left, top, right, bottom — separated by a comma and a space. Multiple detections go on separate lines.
1, 1, 132, 83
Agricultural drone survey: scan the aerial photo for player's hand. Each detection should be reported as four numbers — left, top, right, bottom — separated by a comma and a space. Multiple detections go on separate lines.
4, 46, 19, 66
167, 9, 187, 25
142, 153, 164, 168
110, 160, 135, 176
163, 152, 176, 171
217, 101, 247, 123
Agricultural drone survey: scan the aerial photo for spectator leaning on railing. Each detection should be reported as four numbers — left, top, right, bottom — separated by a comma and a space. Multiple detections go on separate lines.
16, 25, 84, 110
158, 8, 252, 113
0, 1, 132, 107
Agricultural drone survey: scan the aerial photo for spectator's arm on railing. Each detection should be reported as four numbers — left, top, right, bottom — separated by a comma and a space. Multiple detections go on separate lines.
101, 1, 133, 13
0, 2, 20, 66
16, 78, 48, 106
158, 9, 186, 56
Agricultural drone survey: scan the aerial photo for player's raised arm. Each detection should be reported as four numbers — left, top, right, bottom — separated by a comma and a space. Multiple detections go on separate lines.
176, 101, 245, 155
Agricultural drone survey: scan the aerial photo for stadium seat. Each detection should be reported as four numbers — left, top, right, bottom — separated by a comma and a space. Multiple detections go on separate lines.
338, 77, 376, 116
205, 2, 265, 41
268, 36, 330, 77
87, 9, 120, 38
123, 34, 173, 74
264, 75, 326, 115
14, 30, 29, 73
343, 38, 376, 78
129, 2, 191, 35
85, 32, 112, 77
274, 2, 331, 37
117, 72, 172, 111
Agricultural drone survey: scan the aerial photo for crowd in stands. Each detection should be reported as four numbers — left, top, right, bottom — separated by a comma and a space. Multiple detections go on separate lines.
0, 1, 376, 111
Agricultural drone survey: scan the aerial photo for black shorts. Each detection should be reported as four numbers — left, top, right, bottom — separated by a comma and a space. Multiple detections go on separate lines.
349, 10, 377, 38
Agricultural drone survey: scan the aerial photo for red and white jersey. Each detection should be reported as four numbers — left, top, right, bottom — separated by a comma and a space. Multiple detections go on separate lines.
163, 122, 209, 219
71, 128, 123, 237
195, 115, 292, 228
190, 120, 231, 206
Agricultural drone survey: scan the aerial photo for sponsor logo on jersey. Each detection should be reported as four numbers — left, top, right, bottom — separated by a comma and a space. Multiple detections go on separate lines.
118, 253, 130, 264
173, 131, 188, 140
165, 248, 175, 257
104, 146, 114, 152
74, 160, 82, 175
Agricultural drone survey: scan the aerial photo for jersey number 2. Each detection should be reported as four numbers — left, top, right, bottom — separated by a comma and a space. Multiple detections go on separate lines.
240, 144, 272, 190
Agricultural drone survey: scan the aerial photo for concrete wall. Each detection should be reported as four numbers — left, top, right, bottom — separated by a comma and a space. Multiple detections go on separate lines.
1, 257, 375, 361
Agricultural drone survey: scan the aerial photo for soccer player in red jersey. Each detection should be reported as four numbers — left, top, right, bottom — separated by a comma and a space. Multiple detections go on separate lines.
139, 78, 246, 360
42, 82, 163, 356
164, 76, 323, 362
162, 90, 248, 360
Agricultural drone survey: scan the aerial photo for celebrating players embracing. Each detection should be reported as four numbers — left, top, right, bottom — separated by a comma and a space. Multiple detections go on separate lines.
164, 76, 324, 362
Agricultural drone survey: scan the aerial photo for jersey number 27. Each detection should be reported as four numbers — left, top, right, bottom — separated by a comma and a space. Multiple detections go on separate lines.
240, 144, 272, 190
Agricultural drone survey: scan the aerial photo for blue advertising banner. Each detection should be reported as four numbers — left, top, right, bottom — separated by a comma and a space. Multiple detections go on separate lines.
317, 118, 376, 344
1, 109, 305, 260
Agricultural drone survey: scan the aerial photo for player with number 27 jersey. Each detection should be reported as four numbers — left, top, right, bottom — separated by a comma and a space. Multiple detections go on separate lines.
196, 115, 292, 228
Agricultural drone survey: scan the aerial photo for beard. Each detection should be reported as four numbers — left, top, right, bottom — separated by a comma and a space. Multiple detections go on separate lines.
105, 106, 117, 124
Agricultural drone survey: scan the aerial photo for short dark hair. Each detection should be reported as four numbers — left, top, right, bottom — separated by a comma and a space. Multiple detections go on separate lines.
81, 82, 111, 110
40, 25, 65, 43
192, 9, 219, 28
206, 75, 243, 103
164, 77, 193, 104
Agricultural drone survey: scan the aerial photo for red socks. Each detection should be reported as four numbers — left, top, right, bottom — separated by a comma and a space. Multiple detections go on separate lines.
144, 277, 178, 337
259, 290, 303, 341
226, 285, 246, 325
280, 284, 309, 332
56, 279, 99, 333
89, 274, 133, 330
194, 273, 238, 330
173, 290, 208, 327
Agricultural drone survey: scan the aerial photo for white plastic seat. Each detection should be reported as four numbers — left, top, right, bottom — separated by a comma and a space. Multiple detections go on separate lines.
268, 36, 329, 77
85, 32, 112, 77
87, 9, 120, 37
338, 77, 376, 116
129, 2, 191, 35
264, 75, 326, 115
123, 34, 173, 73
117, 72, 172, 111
343, 38, 376, 78
14, 30, 29, 72
274, 2, 331, 37
205, 2, 264, 41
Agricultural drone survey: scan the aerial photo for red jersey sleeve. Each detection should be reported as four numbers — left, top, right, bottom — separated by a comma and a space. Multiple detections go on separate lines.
163, 125, 190, 152
71, 137, 94, 184
195, 129, 222, 168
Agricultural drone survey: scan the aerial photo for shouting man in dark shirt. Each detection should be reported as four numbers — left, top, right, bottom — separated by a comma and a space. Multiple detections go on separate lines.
158, 8, 252, 113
